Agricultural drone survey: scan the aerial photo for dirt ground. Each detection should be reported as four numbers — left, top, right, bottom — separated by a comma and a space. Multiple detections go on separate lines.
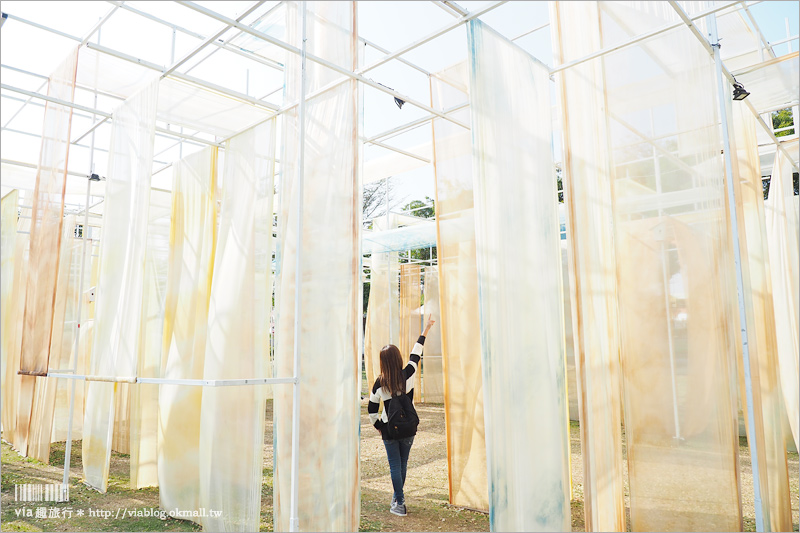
1, 399, 798, 532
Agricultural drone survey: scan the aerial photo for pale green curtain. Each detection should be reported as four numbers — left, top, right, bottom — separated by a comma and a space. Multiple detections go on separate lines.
468, 20, 570, 531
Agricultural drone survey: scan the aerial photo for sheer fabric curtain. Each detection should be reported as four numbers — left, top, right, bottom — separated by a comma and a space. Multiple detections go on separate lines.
83, 79, 159, 492
551, 2, 626, 529
16, 48, 79, 459
274, 2, 360, 530
420, 267, 444, 403
601, 3, 742, 529
430, 61, 488, 511
1, 190, 20, 439
765, 142, 799, 451
158, 147, 218, 512
468, 20, 570, 531
730, 100, 792, 531
198, 120, 275, 532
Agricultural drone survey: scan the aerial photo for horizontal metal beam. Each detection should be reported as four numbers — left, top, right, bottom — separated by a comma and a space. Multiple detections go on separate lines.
3, 10, 279, 113
367, 139, 431, 164
356, 1, 505, 75
365, 102, 469, 144
743, 97, 800, 172
666, 1, 800, 174
1, 82, 223, 148
107, 0, 285, 71
511, 21, 549, 42
177, 0, 479, 134
45, 373, 298, 386
161, 0, 266, 78
738, 1, 776, 60
360, 36, 430, 76
768, 34, 799, 48
551, 0, 741, 74
80, 3, 120, 47
1, 158, 91, 179
84, 42, 279, 112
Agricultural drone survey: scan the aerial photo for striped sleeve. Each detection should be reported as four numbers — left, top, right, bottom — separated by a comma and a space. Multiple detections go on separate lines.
405, 335, 426, 378
368, 378, 382, 427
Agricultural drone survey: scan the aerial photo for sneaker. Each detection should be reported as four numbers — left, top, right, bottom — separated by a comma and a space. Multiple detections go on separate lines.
390, 502, 407, 517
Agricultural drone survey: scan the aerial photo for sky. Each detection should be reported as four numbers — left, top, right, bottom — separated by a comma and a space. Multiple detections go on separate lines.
0, 0, 797, 210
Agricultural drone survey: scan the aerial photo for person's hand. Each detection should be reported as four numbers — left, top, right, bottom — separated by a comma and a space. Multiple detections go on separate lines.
423, 315, 436, 336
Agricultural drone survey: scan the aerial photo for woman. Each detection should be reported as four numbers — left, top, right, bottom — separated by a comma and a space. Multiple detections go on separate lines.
368, 315, 436, 517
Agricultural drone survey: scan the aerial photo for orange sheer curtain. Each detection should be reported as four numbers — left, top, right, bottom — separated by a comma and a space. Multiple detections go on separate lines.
430, 61, 488, 511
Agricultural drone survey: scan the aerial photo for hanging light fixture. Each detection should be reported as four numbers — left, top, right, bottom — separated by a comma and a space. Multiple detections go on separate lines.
732, 79, 750, 101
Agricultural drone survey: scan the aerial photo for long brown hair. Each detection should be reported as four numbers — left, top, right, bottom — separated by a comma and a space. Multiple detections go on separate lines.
379, 345, 405, 396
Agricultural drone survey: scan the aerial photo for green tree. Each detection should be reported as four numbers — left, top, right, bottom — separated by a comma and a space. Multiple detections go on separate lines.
399, 197, 437, 264
772, 108, 794, 138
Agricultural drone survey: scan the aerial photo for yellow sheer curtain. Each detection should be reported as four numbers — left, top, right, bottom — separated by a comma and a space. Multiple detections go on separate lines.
551, 2, 626, 529
198, 120, 275, 532
730, 101, 792, 531
1, 190, 20, 437
765, 141, 799, 450
468, 20, 570, 531
430, 61, 488, 511
274, 2, 360, 530
6, 194, 31, 451
158, 147, 218, 512
130, 189, 172, 488
364, 217, 400, 389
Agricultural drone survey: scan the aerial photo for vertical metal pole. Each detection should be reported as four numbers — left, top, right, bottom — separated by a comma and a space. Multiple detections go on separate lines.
651, 108, 682, 440
709, 13, 764, 532
289, 3, 307, 531
385, 176, 392, 341
63, 25, 100, 487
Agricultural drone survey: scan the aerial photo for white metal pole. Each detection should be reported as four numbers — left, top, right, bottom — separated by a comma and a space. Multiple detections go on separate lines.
709, 13, 765, 532
62, 23, 101, 488
288, 2, 307, 531
650, 107, 682, 439
385, 176, 392, 341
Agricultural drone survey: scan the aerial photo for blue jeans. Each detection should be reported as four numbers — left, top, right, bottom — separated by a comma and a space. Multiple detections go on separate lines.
382, 436, 415, 505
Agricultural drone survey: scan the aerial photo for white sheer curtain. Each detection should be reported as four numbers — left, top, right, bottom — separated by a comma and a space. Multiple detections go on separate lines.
274, 2, 360, 530
83, 78, 159, 492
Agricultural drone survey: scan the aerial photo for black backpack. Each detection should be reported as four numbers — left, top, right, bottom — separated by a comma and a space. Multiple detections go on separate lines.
386, 391, 419, 439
